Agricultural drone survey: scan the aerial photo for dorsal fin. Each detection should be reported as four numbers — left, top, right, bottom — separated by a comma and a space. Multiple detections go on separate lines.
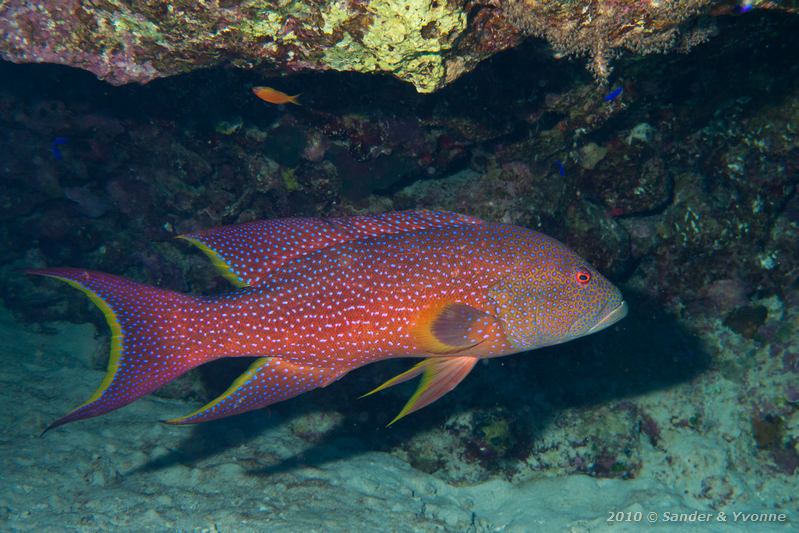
180, 210, 484, 288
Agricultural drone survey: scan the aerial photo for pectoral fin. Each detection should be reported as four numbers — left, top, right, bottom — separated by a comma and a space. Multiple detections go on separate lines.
364, 356, 479, 426
414, 302, 497, 354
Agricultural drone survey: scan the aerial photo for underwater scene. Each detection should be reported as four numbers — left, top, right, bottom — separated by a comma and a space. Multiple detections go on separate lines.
1, 1, 798, 532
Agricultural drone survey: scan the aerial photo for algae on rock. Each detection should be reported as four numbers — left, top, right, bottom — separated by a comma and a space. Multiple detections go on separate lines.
3, 1, 796, 92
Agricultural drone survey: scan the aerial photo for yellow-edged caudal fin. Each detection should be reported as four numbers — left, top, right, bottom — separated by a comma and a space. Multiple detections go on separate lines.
177, 235, 249, 288
166, 357, 342, 425
39, 274, 124, 413
366, 356, 479, 426
27, 268, 203, 432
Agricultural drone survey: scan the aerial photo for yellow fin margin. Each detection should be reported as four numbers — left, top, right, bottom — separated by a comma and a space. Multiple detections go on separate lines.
387, 365, 438, 427
164, 357, 271, 424
177, 235, 249, 288
360, 360, 430, 399
42, 275, 124, 410
362, 357, 478, 427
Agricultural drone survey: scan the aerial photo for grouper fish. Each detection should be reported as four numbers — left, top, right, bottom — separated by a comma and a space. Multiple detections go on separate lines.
29, 210, 627, 431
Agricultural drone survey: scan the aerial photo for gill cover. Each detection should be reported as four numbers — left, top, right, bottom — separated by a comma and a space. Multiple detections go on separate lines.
488, 272, 549, 350
488, 261, 623, 351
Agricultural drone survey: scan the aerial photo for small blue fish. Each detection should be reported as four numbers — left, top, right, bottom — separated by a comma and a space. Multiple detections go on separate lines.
50, 137, 68, 161
555, 160, 566, 177
604, 87, 623, 102
739, 4, 753, 14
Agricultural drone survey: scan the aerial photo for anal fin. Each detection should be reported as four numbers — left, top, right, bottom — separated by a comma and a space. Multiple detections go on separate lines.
363, 356, 479, 426
165, 357, 341, 425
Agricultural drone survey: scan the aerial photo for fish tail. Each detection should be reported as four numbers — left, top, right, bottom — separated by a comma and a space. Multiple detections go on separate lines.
28, 268, 210, 432
289, 93, 301, 105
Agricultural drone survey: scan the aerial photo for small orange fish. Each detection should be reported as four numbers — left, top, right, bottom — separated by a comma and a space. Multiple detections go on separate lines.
252, 86, 300, 105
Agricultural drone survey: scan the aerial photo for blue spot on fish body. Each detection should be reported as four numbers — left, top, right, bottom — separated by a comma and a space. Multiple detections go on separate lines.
604, 87, 623, 102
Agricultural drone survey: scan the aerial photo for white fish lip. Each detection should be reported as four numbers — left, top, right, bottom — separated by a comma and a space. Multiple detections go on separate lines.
588, 300, 628, 334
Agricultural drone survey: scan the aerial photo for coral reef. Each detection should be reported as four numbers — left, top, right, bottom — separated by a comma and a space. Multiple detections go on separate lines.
1, 1, 797, 93
0, 0, 490, 93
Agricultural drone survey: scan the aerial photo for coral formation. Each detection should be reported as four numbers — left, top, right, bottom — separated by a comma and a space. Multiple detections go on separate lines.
0, 0, 476, 92
505, 0, 713, 78
1, 1, 797, 92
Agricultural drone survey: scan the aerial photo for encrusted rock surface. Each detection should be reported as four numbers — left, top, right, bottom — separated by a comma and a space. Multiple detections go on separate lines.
1, 1, 796, 92
0, 0, 494, 92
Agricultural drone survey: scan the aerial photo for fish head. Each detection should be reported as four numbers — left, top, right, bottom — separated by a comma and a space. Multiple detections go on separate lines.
487, 237, 626, 351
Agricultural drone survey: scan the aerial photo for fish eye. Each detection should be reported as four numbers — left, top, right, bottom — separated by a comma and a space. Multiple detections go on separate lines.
575, 269, 591, 285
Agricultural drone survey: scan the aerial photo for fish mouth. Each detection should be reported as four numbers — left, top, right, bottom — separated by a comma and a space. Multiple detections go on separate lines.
587, 300, 628, 334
